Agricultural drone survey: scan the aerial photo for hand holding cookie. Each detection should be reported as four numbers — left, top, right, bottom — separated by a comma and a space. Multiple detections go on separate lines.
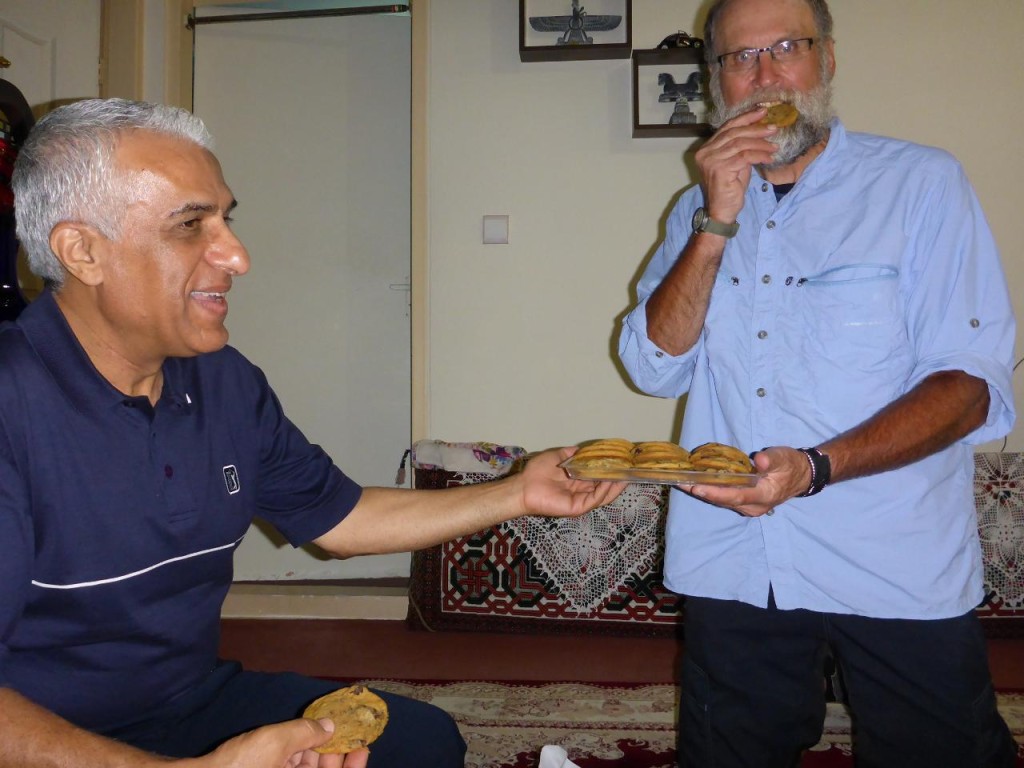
302, 685, 389, 755
194, 715, 370, 768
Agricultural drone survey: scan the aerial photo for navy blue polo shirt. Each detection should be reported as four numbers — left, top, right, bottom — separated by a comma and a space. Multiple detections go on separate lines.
0, 290, 362, 733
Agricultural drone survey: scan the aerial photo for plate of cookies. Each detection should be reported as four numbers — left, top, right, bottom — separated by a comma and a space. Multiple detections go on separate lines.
561, 439, 758, 486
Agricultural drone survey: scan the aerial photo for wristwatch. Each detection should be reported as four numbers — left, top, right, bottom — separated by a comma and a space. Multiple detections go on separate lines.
692, 207, 739, 238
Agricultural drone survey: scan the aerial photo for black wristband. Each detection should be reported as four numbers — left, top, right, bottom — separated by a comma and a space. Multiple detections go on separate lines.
796, 447, 831, 497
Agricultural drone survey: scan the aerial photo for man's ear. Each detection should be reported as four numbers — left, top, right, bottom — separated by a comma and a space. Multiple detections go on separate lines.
823, 37, 836, 80
49, 222, 105, 287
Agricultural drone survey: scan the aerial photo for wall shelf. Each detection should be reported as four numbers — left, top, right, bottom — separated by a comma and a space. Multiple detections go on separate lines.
632, 47, 712, 138
520, 0, 631, 62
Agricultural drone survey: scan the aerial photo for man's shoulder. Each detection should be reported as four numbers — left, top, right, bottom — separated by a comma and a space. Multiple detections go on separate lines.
0, 322, 39, 384
0, 291, 76, 387
843, 128, 961, 175
0, 323, 51, 453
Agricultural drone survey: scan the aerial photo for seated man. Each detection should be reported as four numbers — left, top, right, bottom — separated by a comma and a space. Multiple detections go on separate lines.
0, 98, 626, 768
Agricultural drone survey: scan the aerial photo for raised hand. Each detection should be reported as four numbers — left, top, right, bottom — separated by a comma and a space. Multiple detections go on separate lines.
694, 107, 777, 224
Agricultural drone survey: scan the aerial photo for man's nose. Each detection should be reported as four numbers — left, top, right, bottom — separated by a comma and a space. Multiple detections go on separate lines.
209, 226, 250, 276
751, 51, 782, 86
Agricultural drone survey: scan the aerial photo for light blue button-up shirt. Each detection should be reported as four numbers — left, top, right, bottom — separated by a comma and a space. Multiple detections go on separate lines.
618, 120, 1016, 619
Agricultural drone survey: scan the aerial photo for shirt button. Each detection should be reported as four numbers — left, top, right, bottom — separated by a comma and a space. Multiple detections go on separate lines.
757, 330, 768, 339
761, 274, 772, 284
655, 351, 664, 358
766, 221, 776, 229
165, 465, 174, 478
970, 318, 980, 328
761, 183, 770, 192
756, 388, 767, 398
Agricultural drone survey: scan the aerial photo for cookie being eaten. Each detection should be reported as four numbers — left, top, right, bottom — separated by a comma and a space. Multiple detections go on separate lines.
303, 685, 389, 754
757, 102, 799, 127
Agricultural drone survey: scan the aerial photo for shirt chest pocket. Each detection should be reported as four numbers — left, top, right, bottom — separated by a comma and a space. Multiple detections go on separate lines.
786, 264, 910, 373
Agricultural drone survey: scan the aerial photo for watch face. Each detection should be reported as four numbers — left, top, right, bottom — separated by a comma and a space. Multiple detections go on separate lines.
691, 207, 738, 237
692, 207, 707, 232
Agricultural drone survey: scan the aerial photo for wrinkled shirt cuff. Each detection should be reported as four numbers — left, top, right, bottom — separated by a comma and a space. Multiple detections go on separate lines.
619, 299, 697, 399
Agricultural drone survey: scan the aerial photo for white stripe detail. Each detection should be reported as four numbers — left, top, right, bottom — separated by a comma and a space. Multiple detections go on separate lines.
31, 535, 245, 590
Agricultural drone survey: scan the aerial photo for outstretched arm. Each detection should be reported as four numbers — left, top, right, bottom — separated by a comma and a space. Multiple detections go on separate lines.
314, 447, 627, 558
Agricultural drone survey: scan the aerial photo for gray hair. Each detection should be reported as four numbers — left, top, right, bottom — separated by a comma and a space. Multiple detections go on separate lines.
11, 98, 213, 287
703, 0, 834, 69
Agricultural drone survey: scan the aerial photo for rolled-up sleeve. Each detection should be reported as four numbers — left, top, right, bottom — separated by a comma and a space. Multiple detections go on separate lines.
618, 192, 704, 399
902, 159, 1016, 443
618, 296, 698, 398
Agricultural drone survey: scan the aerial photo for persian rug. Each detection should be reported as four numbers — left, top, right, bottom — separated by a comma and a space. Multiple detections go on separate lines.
352, 679, 1024, 768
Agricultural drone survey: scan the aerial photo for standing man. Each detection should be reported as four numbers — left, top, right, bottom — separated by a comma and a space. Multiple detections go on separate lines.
0, 98, 625, 768
618, 0, 1017, 766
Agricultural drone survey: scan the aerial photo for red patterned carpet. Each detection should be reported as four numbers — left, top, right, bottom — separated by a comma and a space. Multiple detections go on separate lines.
352, 679, 1024, 768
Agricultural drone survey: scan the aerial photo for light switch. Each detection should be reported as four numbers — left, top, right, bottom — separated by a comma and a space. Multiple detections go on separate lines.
482, 215, 509, 245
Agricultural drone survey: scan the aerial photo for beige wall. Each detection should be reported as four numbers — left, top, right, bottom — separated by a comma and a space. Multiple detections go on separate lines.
108, 0, 1024, 455
424, 0, 1024, 453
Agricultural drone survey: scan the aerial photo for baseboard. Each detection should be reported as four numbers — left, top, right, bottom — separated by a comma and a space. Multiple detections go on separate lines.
222, 582, 409, 620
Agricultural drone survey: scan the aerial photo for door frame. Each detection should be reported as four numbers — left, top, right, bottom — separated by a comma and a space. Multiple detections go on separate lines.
102, 0, 431, 442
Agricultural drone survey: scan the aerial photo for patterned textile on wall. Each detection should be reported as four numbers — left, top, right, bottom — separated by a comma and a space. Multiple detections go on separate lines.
408, 443, 1024, 637
408, 440, 682, 637
975, 452, 1024, 635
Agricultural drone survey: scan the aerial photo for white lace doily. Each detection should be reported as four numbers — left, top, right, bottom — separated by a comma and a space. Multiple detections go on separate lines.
974, 452, 1024, 610
503, 483, 669, 612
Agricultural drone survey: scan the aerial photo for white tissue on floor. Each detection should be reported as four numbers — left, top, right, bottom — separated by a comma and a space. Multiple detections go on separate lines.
538, 745, 582, 768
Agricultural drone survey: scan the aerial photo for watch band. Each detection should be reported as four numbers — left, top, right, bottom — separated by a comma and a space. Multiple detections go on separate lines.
692, 206, 739, 239
796, 447, 831, 497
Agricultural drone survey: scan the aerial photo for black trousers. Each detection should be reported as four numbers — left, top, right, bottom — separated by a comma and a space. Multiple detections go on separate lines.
102, 660, 466, 767
678, 594, 1017, 768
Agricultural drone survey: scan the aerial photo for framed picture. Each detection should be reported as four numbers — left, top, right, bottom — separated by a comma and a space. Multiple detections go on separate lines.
632, 47, 713, 138
520, 0, 631, 62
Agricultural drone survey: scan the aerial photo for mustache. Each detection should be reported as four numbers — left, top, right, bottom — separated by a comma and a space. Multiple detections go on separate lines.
710, 83, 833, 127
707, 80, 836, 168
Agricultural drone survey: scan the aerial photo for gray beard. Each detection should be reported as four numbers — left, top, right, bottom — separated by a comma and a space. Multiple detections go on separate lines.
710, 80, 836, 168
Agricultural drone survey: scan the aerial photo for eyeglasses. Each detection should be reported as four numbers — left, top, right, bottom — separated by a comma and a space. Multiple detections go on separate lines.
716, 38, 815, 72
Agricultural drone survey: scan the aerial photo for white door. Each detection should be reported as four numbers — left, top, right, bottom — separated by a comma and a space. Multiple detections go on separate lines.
192, 8, 412, 580
0, 0, 101, 299
0, 1, 99, 107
